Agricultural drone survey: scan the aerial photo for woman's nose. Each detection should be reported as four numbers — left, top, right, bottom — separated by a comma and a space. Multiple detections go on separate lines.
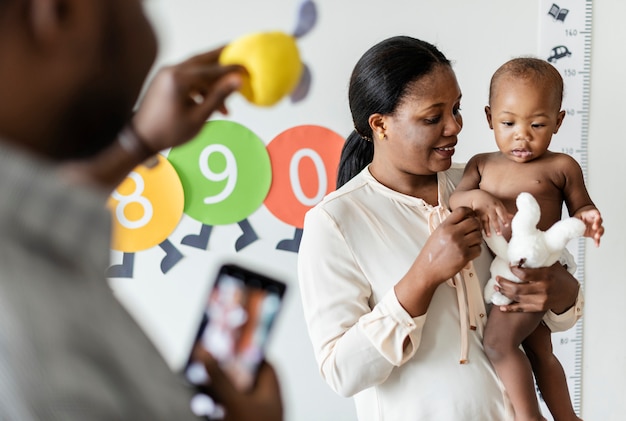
443, 113, 463, 137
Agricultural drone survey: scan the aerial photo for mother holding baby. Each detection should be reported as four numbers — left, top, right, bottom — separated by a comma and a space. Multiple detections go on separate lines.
297, 36, 583, 421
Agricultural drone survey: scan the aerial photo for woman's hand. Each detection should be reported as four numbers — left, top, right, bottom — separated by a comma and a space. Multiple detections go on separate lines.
422, 206, 484, 282
132, 48, 244, 153
496, 262, 580, 314
395, 207, 483, 316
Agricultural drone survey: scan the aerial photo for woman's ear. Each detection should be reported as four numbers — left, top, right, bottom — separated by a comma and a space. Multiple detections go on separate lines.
368, 113, 387, 141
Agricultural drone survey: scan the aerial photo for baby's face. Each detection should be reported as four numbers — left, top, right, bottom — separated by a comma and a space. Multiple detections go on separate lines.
485, 77, 565, 163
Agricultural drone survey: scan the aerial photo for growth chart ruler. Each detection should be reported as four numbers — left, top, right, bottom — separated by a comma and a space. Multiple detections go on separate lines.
538, 0, 592, 418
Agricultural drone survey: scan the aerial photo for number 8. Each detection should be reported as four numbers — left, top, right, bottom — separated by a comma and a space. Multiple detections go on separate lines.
111, 172, 153, 229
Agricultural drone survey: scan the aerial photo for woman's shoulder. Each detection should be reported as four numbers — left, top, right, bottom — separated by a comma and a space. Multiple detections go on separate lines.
311, 168, 370, 212
444, 162, 467, 186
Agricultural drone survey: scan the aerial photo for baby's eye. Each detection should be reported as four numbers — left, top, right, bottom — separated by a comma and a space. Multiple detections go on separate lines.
501, 121, 513, 127
531, 123, 546, 128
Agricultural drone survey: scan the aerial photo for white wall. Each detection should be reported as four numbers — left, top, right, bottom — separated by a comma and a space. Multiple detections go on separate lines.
583, 1, 626, 419
112, 1, 626, 420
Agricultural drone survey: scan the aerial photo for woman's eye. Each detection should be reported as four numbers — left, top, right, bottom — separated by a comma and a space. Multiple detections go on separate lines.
425, 116, 441, 124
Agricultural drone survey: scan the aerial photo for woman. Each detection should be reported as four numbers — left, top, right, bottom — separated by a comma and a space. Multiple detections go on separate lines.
297, 36, 582, 421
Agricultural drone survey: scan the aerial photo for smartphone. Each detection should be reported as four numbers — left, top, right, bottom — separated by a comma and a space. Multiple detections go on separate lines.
183, 263, 286, 418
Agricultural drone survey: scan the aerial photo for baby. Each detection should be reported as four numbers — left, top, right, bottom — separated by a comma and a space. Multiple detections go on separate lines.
450, 57, 603, 421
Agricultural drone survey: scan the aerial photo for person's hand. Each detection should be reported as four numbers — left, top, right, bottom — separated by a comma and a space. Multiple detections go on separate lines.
470, 192, 513, 238
576, 208, 604, 247
495, 261, 579, 314
395, 207, 483, 317
197, 349, 283, 421
422, 206, 484, 281
132, 48, 244, 153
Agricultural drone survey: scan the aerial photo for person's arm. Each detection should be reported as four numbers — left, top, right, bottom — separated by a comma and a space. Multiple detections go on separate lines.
558, 153, 604, 246
393, 207, 483, 316
449, 155, 511, 236
298, 205, 482, 397
197, 350, 283, 421
575, 207, 604, 247
495, 262, 583, 331
59, 124, 155, 191
60, 48, 243, 191
298, 206, 404, 397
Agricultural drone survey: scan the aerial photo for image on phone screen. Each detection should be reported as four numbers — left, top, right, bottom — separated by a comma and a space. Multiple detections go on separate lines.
184, 264, 286, 418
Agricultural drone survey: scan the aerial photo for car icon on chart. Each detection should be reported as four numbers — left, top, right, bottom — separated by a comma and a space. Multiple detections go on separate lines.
547, 45, 572, 63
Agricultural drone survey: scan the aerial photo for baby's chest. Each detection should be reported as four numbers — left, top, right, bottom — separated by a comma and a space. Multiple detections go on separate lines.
479, 164, 564, 204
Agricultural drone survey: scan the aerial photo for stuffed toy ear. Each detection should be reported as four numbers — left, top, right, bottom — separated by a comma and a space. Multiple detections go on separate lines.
544, 217, 586, 252
511, 192, 541, 235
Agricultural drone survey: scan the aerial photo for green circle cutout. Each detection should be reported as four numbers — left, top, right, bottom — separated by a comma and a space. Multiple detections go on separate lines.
167, 120, 271, 225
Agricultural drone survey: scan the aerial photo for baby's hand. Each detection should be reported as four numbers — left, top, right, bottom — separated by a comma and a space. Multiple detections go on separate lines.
576, 208, 604, 247
472, 196, 512, 238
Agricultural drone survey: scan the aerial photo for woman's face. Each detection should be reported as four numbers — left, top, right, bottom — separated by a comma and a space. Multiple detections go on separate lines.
372, 65, 463, 182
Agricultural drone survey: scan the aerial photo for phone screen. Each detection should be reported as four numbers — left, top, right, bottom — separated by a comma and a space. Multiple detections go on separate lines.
184, 264, 286, 418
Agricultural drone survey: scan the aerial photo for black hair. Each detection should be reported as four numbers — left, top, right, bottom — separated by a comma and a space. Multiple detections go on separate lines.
336, 36, 451, 188
489, 57, 564, 108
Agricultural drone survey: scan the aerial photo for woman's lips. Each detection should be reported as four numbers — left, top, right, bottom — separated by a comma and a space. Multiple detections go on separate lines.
434, 145, 455, 158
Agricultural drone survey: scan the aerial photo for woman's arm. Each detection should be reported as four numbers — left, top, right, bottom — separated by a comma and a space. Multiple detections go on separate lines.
394, 207, 484, 316
298, 207, 407, 397
298, 206, 483, 396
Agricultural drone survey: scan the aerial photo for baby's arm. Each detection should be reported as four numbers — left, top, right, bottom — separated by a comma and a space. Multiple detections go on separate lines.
559, 154, 604, 247
450, 155, 511, 236
574, 206, 604, 247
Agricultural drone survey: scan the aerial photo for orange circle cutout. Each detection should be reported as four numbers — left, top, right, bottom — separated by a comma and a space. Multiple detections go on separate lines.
265, 125, 344, 228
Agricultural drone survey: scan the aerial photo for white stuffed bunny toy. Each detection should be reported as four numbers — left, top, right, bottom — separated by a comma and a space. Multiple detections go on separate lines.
483, 192, 586, 306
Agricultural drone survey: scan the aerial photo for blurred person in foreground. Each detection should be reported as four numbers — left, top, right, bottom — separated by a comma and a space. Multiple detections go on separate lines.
0, 0, 282, 420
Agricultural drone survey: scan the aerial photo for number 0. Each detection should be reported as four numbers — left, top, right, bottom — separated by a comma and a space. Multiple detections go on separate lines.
289, 148, 327, 206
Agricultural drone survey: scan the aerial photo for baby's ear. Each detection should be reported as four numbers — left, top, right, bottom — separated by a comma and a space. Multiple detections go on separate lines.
484, 106, 494, 129
554, 110, 566, 134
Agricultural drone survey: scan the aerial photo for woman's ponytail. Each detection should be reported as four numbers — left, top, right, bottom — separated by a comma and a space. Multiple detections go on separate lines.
336, 130, 373, 188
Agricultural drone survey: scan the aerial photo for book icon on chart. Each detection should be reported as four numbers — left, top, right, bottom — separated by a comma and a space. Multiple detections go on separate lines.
548, 3, 569, 22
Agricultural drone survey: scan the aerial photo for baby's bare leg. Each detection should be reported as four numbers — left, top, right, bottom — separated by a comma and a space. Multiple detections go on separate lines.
523, 323, 582, 421
484, 307, 546, 421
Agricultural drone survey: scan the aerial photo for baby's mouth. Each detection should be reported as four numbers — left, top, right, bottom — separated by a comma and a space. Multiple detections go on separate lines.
512, 149, 532, 159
